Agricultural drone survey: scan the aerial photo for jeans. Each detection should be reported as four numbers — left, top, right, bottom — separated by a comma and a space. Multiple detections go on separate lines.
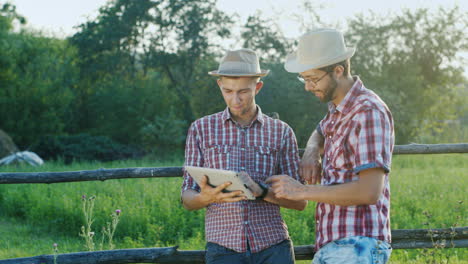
312, 236, 392, 264
205, 239, 295, 264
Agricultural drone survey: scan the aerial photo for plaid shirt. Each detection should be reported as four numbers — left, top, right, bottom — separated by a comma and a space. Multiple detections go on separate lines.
315, 77, 394, 250
182, 106, 301, 253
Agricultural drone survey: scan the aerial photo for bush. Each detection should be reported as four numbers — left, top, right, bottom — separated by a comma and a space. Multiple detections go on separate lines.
32, 134, 141, 163
139, 111, 187, 152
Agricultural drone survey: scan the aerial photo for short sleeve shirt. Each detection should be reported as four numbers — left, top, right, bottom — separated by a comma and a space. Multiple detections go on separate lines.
182, 106, 301, 253
315, 77, 395, 250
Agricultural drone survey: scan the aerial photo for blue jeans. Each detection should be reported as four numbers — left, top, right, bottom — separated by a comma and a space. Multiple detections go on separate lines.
312, 236, 392, 264
205, 239, 295, 264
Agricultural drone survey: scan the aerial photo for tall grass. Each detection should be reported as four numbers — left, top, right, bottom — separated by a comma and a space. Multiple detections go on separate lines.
0, 154, 466, 263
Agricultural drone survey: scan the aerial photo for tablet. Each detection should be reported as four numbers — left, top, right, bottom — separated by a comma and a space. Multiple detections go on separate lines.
184, 166, 255, 200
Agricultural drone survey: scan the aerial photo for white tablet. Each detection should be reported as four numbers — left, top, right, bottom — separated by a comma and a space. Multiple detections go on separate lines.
184, 166, 255, 200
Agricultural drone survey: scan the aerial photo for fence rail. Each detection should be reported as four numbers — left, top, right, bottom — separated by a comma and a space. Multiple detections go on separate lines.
0, 143, 467, 184
1, 227, 466, 264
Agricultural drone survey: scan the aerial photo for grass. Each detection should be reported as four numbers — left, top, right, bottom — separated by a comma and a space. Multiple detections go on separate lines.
0, 154, 466, 263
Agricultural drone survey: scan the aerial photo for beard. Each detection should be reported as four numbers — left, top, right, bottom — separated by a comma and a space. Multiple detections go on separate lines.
322, 75, 338, 103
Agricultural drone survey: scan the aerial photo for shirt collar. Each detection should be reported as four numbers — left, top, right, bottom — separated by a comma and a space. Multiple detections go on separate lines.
221, 105, 265, 127
328, 76, 363, 115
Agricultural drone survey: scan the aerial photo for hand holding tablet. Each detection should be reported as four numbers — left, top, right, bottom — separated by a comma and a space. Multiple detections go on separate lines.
185, 166, 256, 200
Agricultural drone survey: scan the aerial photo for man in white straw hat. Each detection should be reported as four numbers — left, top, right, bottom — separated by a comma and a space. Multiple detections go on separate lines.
267, 28, 394, 263
181, 48, 307, 264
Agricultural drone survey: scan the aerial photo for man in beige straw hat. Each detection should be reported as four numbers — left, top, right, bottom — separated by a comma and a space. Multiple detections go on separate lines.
181, 48, 307, 264
267, 28, 394, 263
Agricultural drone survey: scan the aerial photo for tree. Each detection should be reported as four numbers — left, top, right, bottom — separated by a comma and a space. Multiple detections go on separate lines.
68, 0, 157, 135
0, 3, 78, 147
241, 12, 292, 63
0, 2, 25, 32
347, 7, 468, 143
256, 62, 328, 146
142, 0, 233, 123
69, 0, 234, 144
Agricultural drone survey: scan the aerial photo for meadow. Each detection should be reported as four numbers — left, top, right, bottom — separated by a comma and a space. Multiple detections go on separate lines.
0, 154, 466, 263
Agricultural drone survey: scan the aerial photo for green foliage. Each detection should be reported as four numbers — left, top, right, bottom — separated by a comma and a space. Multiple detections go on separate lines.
256, 62, 328, 146
0, 29, 78, 147
140, 0, 234, 123
0, 2, 26, 32
0, 1, 466, 161
32, 134, 140, 163
241, 11, 293, 63
70, 0, 234, 130
140, 110, 187, 152
347, 7, 468, 143
67, 71, 179, 146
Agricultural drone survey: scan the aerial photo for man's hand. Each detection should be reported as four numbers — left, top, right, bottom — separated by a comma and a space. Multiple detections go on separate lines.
300, 147, 322, 184
238, 171, 263, 197
198, 175, 246, 204
266, 175, 307, 201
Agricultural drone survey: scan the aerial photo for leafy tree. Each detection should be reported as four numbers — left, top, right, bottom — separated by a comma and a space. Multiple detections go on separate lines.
241, 12, 293, 63
0, 2, 25, 32
256, 62, 328, 146
347, 7, 468, 143
0, 3, 78, 148
69, 0, 234, 148
68, 0, 157, 134
142, 0, 233, 123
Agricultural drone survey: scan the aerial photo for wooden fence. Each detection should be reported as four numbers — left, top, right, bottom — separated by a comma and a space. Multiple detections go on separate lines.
0, 143, 467, 264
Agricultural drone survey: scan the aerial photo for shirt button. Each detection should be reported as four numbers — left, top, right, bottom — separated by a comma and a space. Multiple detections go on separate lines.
241, 167, 245, 170
241, 148, 245, 151
244, 221, 248, 225
328, 136, 332, 138
327, 158, 330, 161
331, 121, 334, 124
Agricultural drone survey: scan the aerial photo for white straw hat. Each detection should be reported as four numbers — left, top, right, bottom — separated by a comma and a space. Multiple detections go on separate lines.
209, 49, 269, 77
284, 28, 355, 73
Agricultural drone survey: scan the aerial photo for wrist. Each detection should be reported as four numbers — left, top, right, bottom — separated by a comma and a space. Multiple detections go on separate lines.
298, 185, 310, 200
255, 182, 269, 200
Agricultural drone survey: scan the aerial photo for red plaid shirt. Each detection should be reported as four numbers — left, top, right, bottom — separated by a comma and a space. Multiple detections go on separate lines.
315, 77, 394, 250
182, 106, 301, 253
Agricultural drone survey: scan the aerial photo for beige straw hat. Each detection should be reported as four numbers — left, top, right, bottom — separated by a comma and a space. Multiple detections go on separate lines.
284, 28, 355, 73
209, 49, 269, 77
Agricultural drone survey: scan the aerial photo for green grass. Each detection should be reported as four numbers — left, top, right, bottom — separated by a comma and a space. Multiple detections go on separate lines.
0, 154, 466, 263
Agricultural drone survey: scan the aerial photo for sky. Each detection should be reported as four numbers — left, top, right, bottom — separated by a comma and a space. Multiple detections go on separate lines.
8, 0, 468, 73
10, 0, 466, 37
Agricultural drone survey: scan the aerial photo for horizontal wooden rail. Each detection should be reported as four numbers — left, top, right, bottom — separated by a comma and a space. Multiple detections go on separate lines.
1, 227, 466, 264
0, 167, 182, 184
300, 143, 468, 155
392, 143, 468, 155
0, 143, 466, 184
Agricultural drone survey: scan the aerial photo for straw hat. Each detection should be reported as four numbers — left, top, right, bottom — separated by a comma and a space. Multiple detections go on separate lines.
209, 49, 269, 77
284, 28, 355, 73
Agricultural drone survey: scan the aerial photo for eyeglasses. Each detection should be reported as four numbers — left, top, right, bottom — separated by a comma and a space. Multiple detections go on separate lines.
297, 71, 329, 86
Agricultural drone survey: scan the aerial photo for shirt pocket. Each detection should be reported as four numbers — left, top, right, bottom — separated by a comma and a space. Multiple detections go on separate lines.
203, 145, 235, 170
252, 146, 278, 179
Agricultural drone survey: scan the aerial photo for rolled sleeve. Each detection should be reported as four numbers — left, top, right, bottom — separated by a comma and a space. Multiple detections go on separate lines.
181, 122, 203, 193
353, 109, 393, 174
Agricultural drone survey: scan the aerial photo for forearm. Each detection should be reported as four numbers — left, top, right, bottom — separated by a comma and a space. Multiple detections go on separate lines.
181, 189, 210, 211
299, 168, 384, 206
264, 192, 308, 210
